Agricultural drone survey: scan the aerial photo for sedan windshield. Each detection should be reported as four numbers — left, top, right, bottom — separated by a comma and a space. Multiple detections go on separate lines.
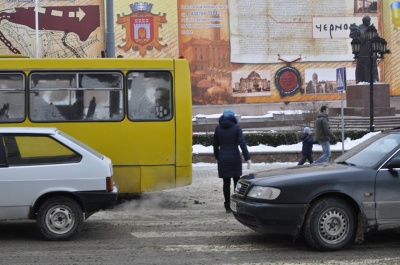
335, 133, 400, 168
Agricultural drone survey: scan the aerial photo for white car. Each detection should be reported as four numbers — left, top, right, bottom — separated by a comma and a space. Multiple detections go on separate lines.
0, 127, 118, 240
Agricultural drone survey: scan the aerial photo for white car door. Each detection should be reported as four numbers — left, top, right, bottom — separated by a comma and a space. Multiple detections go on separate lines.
0, 134, 83, 220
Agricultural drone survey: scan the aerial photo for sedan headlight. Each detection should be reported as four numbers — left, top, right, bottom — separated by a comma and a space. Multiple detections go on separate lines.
247, 186, 281, 200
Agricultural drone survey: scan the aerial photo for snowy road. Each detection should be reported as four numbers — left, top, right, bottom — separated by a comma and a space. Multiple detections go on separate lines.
1, 163, 400, 264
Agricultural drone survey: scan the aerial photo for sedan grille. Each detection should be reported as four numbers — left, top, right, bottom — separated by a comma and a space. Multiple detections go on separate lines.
236, 182, 249, 195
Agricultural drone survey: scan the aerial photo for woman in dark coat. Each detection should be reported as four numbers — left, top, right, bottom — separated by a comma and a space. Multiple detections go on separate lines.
213, 109, 251, 213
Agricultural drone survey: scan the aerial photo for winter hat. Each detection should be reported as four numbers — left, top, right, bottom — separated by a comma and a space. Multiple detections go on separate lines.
303, 127, 311, 134
223, 109, 235, 116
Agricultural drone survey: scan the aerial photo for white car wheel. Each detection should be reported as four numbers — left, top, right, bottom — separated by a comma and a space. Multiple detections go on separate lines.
37, 196, 84, 240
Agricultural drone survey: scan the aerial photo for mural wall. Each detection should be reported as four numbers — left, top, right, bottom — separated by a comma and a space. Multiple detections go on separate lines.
0, 0, 104, 58
0, 0, 398, 106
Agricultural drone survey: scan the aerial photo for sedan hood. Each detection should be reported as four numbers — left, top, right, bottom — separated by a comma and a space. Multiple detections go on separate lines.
237, 162, 379, 204
240, 163, 361, 185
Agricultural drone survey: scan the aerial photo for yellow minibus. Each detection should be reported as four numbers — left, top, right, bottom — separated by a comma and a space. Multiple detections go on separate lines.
0, 55, 192, 193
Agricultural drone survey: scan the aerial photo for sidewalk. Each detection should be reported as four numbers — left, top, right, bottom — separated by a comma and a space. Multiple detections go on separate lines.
192, 162, 298, 178
192, 150, 344, 163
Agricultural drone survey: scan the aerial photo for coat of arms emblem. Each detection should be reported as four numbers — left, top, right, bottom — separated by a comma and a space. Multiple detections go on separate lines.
117, 2, 167, 57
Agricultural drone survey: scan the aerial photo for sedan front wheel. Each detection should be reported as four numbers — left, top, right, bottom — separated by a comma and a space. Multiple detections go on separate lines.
303, 197, 356, 251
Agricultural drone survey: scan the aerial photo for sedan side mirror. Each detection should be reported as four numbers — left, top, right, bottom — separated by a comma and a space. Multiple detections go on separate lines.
386, 157, 400, 170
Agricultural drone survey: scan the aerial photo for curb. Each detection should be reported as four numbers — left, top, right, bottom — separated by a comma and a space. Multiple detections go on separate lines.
192, 150, 345, 163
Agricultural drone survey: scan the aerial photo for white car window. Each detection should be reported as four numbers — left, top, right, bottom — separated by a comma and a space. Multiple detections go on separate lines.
3, 135, 81, 166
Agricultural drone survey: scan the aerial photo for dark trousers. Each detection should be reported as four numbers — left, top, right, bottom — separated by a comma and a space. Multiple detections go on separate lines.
298, 154, 314, 165
223, 177, 239, 203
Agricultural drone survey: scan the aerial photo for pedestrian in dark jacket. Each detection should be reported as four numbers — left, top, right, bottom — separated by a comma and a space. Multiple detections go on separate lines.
213, 109, 251, 213
298, 127, 317, 165
314, 106, 338, 163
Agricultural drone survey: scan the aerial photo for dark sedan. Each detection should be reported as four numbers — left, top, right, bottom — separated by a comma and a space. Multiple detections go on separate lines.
231, 130, 400, 251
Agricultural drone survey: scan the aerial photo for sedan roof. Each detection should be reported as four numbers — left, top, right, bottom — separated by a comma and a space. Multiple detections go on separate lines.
0, 127, 58, 134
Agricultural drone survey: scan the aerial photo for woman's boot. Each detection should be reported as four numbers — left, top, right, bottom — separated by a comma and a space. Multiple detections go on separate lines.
224, 202, 232, 213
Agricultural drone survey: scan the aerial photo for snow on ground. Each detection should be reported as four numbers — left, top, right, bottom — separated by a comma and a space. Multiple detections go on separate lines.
193, 110, 380, 154
193, 129, 380, 154
193, 110, 305, 120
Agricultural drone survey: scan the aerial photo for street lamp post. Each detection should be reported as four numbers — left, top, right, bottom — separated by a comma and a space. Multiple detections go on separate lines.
350, 24, 390, 132
367, 25, 378, 132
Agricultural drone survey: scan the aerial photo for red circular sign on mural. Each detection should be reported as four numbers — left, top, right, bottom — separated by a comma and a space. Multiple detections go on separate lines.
274, 66, 302, 97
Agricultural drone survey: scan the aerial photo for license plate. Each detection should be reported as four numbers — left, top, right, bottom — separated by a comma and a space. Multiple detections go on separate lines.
230, 201, 237, 212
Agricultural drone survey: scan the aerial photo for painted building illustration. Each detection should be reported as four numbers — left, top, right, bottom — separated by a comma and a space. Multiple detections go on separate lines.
234, 71, 270, 94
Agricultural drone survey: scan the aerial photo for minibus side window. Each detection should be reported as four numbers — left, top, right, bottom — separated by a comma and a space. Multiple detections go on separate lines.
29, 72, 123, 122
127, 71, 172, 121
0, 73, 25, 122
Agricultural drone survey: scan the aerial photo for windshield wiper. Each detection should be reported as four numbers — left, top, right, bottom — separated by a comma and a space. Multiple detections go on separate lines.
336, 161, 356, 166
